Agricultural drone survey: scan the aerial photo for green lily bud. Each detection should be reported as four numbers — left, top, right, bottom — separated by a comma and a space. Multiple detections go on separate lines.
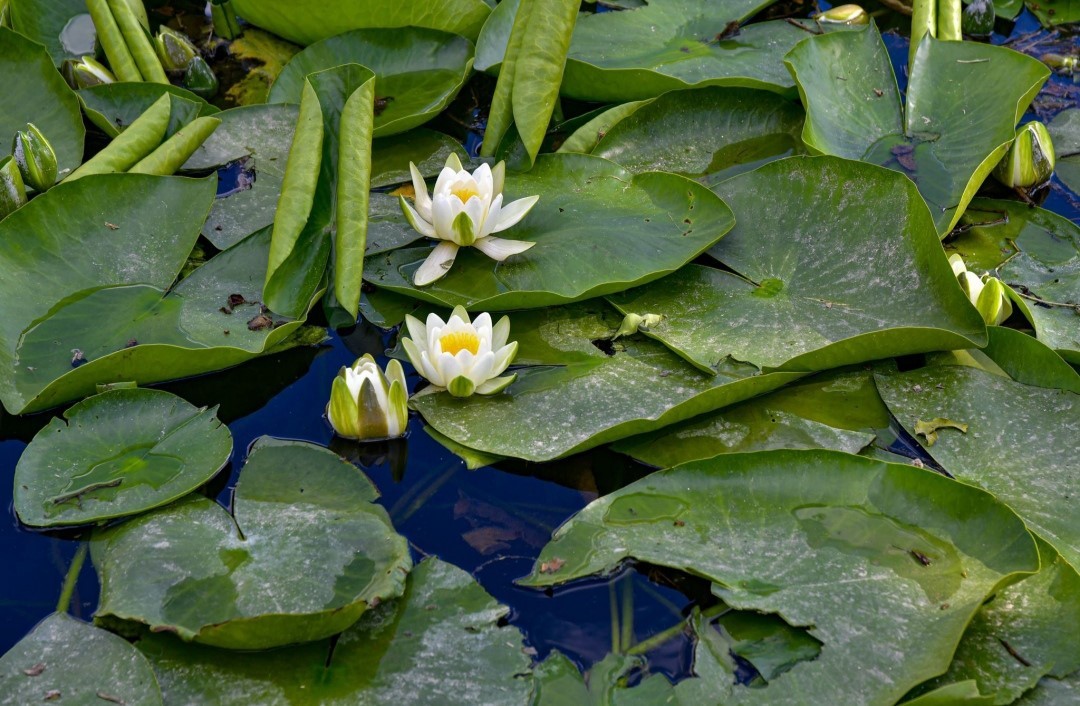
11, 124, 57, 192
947, 253, 967, 279
0, 156, 26, 221
182, 56, 219, 99
61, 55, 117, 90
154, 25, 198, 72
962, 0, 995, 38
326, 355, 409, 441
815, 3, 870, 24
993, 121, 1056, 190
1042, 53, 1079, 75
974, 277, 1013, 326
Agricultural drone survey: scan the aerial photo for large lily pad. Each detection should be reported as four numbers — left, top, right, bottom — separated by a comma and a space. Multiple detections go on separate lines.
876, 365, 1080, 570
268, 28, 474, 138
785, 24, 1047, 235
0, 26, 84, 182
137, 558, 532, 705
0, 613, 162, 706
1049, 109, 1080, 196
78, 83, 219, 139
8, 0, 92, 65
14, 388, 231, 528
229, 0, 491, 45
523, 449, 1040, 706
364, 152, 735, 311
410, 302, 804, 462
92, 437, 411, 650
588, 86, 804, 185
608, 156, 987, 373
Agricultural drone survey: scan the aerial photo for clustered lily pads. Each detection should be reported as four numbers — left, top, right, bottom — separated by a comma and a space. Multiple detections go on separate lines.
1, 0, 1080, 704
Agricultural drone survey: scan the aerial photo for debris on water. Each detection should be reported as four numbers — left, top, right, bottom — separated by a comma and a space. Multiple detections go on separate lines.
71, 349, 87, 367
22, 662, 45, 676
540, 558, 566, 573
374, 96, 394, 117
247, 314, 274, 331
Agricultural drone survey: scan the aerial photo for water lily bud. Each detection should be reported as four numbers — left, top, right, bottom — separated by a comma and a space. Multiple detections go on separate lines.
815, 4, 870, 24
326, 355, 409, 441
1042, 53, 1079, 75
993, 121, 1055, 190
962, 0, 995, 38
154, 25, 198, 72
974, 276, 1013, 326
0, 155, 26, 220
947, 253, 967, 279
183, 56, 219, 99
61, 55, 117, 90
11, 124, 57, 192
401, 306, 519, 397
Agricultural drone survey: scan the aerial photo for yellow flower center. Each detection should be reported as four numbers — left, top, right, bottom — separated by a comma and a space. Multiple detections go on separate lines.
439, 331, 481, 356
450, 183, 479, 203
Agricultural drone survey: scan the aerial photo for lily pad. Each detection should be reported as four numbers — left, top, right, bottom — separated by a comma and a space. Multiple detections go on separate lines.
8, 0, 92, 65
0, 613, 162, 706
409, 302, 804, 462
614, 368, 882, 467
1048, 109, 1080, 196
268, 28, 474, 138
78, 83, 219, 139
364, 152, 735, 311
229, 0, 491, 46
13, 388, 231, 528
608, 156, 987, 373
523, 449, 1040, 706
785, 24, 1047, 235
92, 437, 411, 650
589, 86, 804, 185
876, 365, 1080, 570
137, 558, 532, 705
0, 26, 84, 182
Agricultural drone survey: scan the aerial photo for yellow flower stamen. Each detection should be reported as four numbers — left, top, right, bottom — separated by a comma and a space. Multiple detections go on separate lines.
439, 331, 480, 356
451, 183, 479, 203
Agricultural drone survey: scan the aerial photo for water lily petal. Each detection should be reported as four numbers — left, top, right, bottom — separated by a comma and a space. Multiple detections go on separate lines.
387, 379, 408, 436
385, 358, 408, 392
473, 236, 536, 261
327, 375, 360, 439
414, 241, 459, 286
480, 193, 504, 238
399, 195, 435, 238
492, 316, 511, 351
433, 166, 458, 197
490, 195, 540, 233
438, 351, 462, 384
447, 374, 476, 398
343, 366, 363, 401
467, 351, 496, 386
431, 193, 457, 241
473, 312, 493, 346
475, 374, 516, 395
491, 341, 518, 376
420, 352, 444, 387
444, 152, 464, 173
409, 162, 433, 222
491, 161, 505, 198
404, 314, 428, 350
455, 348, 476, 375
450, 305, 471, 325
452, 207, 478, 246
473, 162, 493, 202
401, 335, 425, 374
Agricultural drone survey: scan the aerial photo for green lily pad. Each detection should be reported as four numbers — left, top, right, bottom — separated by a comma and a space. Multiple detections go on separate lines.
92, 437, 411, 650
523, 449, 1040, 706
13, 388, 231, 528
474, 0, 518, 73
608, 156, 987, 373
8, 0, 92, 65
614, 368, 882, 467
1049, 109, 1080, 195
1016, 673, 1080, 704
368, 130, 468, 189
409, 302, 804, 462
268, 28, 474, 138
0, 26, 84, 182
229, 0, 491, 46
906, 538, 1080, 705
876, 365, 1080, 570
364, 152, 735, 311
78, 83, 219, 139
589, 86, 804, 185
561, 0, 811, 101
951, 199, 1080, 363
785, 24, 1047, 236
0, 613, 162, 706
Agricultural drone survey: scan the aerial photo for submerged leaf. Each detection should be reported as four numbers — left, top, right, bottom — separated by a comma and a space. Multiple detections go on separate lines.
913, 417, 968, 446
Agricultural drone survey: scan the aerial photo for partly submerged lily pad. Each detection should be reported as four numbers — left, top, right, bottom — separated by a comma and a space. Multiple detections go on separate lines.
409, 302, 804, 462
364, 152, 735, 311
78, 83, 219, 139
876, 365, 1080, 570
137, 558, 532, 705
92, 437, 411, 650
269, 28, 475, 138
8, 0, 93, 66
523, 449, 1040, 706
14, 388, 231, 528
785, 24, 1047, 235
608, 156, 987, 373
1049, 109, 1080, 196
0, 613, 162, 706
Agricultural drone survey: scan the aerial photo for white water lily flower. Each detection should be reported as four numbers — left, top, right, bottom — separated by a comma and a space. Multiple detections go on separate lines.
327, 355, 408, 440
401, 306, 518, 397
399, 153, 539, 287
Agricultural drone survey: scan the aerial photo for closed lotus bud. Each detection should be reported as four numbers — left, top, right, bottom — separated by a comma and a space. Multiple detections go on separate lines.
0, 155, 26, 220
327, 355, 409, 441
993, 121, 1055, 189
815, 4, 870, 24
11, 124, 57, 192
61, 55, 117, 90
183, 56, 219, 99
154, 25, 198, 72
962, 0, 995, 38
974, 277, 1013, 326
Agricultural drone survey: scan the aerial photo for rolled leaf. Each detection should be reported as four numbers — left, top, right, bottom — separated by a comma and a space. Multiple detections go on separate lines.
128, 116, 221, 175
86, 0, 141, 82
333, 75, 374, 321
480, 0, 531, 157
909, 0, 937, 68
937, 0, 962, 40
66, 92, 171, 180
106, 0, 168, 83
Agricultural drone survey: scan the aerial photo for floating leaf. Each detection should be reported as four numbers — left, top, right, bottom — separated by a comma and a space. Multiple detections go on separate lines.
14, 388, 231, 528
608, 156, 987, 373
8, 0, 93, 65
269, 28, 474, 138
92, 437, 411, 649
1049, 109, 1080, 196
78, 83, 219, 139
0, 613, 162, 706
364, 152, 734, 311
523, 449, 1040, 706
